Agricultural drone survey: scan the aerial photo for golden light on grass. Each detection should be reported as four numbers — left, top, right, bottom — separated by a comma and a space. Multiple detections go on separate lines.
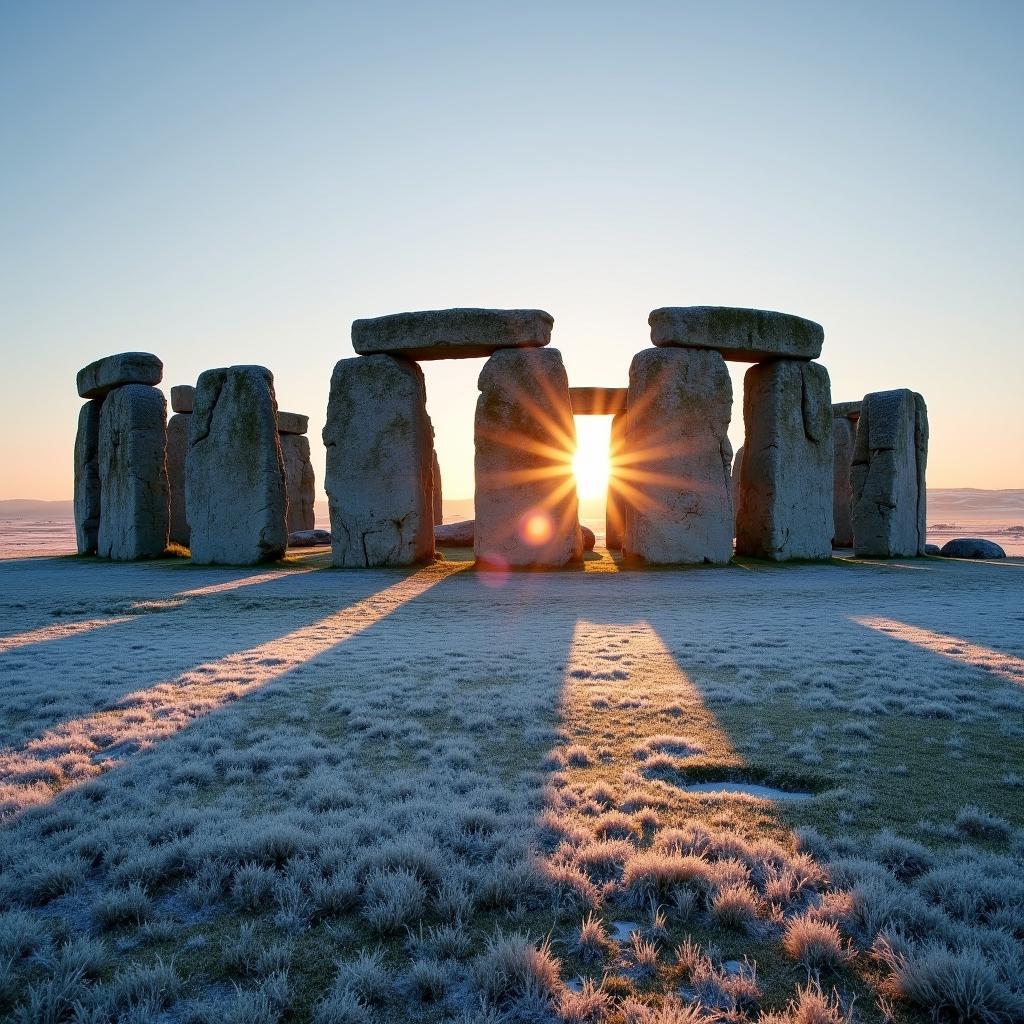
854, 616, 1024, 685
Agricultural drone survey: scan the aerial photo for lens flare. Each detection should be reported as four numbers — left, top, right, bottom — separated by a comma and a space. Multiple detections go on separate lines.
521, 511, 554, 546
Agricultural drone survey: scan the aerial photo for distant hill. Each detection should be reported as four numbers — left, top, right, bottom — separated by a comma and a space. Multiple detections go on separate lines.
0, 499, 73, 519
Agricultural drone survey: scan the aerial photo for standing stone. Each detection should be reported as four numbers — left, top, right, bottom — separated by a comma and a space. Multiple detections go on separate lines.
623, 348, 733, 565
281, 433, 316, 533
187, 365, 288, 565
735, 361, 833, 561
97, 385, 168, 560
431, 449, 443, 525
851, 389, 928, 557
606, 411, 627, 550
166, 413, 191, 547
277, 411, 309, 435
731, 446, 744, 536
323, 355, 435, 567
73, 399, 103, 554
831, 403, 861, 548
475, 348, 583, 568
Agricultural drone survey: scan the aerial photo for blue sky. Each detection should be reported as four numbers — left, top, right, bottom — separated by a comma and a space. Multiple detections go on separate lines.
1, 1, 1021, 499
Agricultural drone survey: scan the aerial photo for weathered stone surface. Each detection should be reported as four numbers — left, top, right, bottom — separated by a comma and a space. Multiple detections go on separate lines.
281, 434, 315, 533
73, 399, 103, 554
170, 385, 194, 414
97, 385, 168, 560
736, 360, 833, 561
288, 529, 331, 547
925, 543, 942, 556
581, 524, 596, 551
429, 450, 442, 526
649, 306, 824, 362
166, 413, 191, 547
940, 538, 1005, 559
187, 365, 288, 565
851, 390, 928, 558
731, 445, 744, 533
435, 520, 475, 547
353, 308, 553, 361
832, 400, 861, 421
323, 355, 435, 567
570, 387, 628, 415
831, 413, 857, 548
475, 348, 582, 567
605, 412, 627, 550
277, 411, 309, 435
623, 348, 734, 565
77, 352, 162, 399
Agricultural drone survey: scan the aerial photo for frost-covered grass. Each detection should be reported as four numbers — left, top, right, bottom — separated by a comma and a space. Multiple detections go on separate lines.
0, 549, 1022, 1022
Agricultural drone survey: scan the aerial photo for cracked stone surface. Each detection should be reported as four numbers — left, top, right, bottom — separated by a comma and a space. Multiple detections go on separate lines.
851, 389, 928, 557
623, 347, 734, 565
323, 354, 435, 567
73, 398, 103, 554
475, 347, 582, 568
97, 384, 168, 560
735, 359, 833, 561
186, 365, 288, 566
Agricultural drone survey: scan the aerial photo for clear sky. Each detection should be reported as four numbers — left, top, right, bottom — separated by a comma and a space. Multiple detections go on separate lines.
1, 1, 1021, 501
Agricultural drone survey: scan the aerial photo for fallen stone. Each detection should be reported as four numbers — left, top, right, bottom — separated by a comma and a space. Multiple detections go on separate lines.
940, 538, 1006, 559
170, 385, 194, 414
831, 413, 858, 548
605, 411, 627, 551
569, 387, 628, 415
623, 347, 734, 565
431, 449, 443, 525
851, 389, 928, 558
97, 385, 169, 560
288, 529, 331, 548
352, 308, 553, 360
581, 524, 596, 551
277, 411, 309, 435
281, 434, 316, 533
475, 348, 583, 567
166, 413, 191, 547
73, 399, 103, 554
187, 365, 288, 565
649, 306, 824, 362
323, 355, 435, 567
736, 360, 833, 561
925, 543, 942, 555
77, 352, 163, 399
435, 520, 475, 547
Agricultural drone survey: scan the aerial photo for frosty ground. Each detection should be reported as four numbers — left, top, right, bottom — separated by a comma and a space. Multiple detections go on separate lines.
1, 548, 1022, 1023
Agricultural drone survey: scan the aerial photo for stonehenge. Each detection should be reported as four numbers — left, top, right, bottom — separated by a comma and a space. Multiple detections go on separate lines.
831, 402, 861, 548
323, 354, 435, 568
735, 360, 833, 561
71, 307, 930, 572
187, 365, 288, 566
851, 389, 928, 557
73, 353, 167, 559
475, 347, 583, 568
623, 347, 734, 565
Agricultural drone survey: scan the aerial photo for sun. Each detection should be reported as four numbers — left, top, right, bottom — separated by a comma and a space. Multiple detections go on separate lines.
572, 416, 612, 499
